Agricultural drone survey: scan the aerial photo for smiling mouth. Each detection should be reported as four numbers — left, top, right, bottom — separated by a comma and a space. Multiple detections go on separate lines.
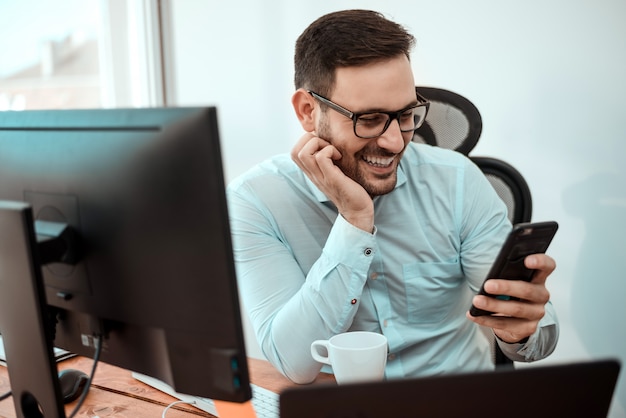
363, 155, 395, 168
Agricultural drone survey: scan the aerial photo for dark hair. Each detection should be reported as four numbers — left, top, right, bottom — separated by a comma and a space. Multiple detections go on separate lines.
294, 9, 416, 96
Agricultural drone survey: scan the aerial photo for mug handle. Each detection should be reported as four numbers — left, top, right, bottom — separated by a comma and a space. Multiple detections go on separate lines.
310, 340, 331, 365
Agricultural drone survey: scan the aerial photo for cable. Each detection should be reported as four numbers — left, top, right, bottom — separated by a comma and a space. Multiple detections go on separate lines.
0, 390, 11, 402
161, 399, 197, 418
67, 335, 103, 418
0, 335, 102, 414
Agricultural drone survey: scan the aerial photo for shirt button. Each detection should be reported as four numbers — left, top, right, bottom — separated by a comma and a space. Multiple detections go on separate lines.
383, 319, 389, 327
388, 353, 396, 361
350, 298, 357, 305
370, 272, 378, 280
364, 248, 373, 256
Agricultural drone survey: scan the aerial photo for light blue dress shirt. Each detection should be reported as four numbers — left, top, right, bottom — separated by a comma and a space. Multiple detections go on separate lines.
227, 142, 558, 384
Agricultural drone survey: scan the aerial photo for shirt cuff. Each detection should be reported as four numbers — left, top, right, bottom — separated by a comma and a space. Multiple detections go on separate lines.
323, 214, 378, 269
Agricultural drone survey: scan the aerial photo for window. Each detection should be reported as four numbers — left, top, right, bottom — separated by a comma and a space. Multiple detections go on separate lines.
0, 0, 164, 110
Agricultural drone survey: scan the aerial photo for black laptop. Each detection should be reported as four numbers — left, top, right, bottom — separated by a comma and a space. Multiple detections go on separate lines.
279, 359, 621, 418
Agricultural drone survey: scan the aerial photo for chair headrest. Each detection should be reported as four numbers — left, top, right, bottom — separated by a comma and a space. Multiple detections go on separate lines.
413, 87, 482, 155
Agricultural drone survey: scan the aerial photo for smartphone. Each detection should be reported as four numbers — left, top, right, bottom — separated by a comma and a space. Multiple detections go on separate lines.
469, 221, 559, 317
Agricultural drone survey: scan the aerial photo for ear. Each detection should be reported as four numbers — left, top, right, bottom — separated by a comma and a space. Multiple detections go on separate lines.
292, 88, 316, 132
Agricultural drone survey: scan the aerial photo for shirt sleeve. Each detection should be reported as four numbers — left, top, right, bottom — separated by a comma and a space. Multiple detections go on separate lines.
459, 158, 560, 362
228, 183, 376, 383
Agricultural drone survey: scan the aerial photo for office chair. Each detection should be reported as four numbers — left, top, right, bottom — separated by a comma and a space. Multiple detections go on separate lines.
470, 157, 532, 225
414, 86, 535, 368
414, 86, 533, 225
414, 86, 482, 155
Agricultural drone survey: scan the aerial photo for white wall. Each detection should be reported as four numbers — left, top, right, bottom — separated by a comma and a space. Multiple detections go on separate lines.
166, 1, 626, 416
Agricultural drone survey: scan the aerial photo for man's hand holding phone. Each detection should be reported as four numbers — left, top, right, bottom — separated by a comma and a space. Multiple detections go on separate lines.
468, 253, 556, 343
467, 221, 558, 343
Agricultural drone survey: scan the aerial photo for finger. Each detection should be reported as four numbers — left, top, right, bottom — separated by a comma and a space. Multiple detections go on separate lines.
314, 144, 342, 177
292, 135, 331, 175
525, 253, 556, 271
483, 279, 550, 305
291, 134, 312, 160
471, 294, 546, 320
525, 253, 556, 285
292, 136, 345, 196
466, 311, 538, 341
291, 132, 319, 163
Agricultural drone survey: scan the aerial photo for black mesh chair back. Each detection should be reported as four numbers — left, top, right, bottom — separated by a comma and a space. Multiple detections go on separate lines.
471, 157, 533, 225
414, 86, 482, 155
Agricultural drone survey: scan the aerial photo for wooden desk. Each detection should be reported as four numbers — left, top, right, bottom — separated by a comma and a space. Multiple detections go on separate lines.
0, 357, 334, 418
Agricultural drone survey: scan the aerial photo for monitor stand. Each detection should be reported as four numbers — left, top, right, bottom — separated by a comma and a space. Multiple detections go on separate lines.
0, 202, 66, 418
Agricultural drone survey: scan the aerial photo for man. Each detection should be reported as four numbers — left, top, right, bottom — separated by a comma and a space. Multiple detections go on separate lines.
227, 9, 558, 384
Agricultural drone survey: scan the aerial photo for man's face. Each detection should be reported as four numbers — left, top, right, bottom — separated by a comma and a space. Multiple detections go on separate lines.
315, 55, 417, 197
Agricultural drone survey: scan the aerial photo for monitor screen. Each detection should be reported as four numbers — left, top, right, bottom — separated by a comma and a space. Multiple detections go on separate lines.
0, 107, 251, 416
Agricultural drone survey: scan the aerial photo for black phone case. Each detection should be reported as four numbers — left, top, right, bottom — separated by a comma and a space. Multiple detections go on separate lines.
469, 221, 558, 316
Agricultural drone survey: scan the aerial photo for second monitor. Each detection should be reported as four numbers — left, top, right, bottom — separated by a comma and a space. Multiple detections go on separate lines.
0, 107, 251, 417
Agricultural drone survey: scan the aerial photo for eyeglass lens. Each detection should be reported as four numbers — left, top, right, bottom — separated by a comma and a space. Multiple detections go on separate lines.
355, 106, 427, 138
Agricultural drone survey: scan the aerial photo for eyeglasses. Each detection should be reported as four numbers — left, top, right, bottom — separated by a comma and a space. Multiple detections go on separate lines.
308, 88, 430, 139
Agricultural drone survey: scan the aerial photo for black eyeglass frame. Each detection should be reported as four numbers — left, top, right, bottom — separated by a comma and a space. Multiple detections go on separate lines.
308, 88, 430, 139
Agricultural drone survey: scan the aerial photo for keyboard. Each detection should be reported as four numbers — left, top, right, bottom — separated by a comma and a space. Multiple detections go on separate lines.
132, 371, 279, 418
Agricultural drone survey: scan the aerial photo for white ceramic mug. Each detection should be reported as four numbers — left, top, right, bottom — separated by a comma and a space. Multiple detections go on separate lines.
310, 331, 388, 384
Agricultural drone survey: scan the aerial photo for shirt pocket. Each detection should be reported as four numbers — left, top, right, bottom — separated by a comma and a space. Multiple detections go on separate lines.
403, 260, 464, 324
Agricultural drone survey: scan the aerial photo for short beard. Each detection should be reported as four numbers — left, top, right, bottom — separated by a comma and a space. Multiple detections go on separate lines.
318, 117, 398, 197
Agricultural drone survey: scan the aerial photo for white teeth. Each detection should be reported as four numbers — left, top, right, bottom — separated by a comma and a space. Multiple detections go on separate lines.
364, 156, 394, 167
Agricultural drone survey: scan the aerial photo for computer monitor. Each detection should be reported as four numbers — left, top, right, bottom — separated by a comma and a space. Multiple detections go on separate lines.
0, 107, 251, 418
